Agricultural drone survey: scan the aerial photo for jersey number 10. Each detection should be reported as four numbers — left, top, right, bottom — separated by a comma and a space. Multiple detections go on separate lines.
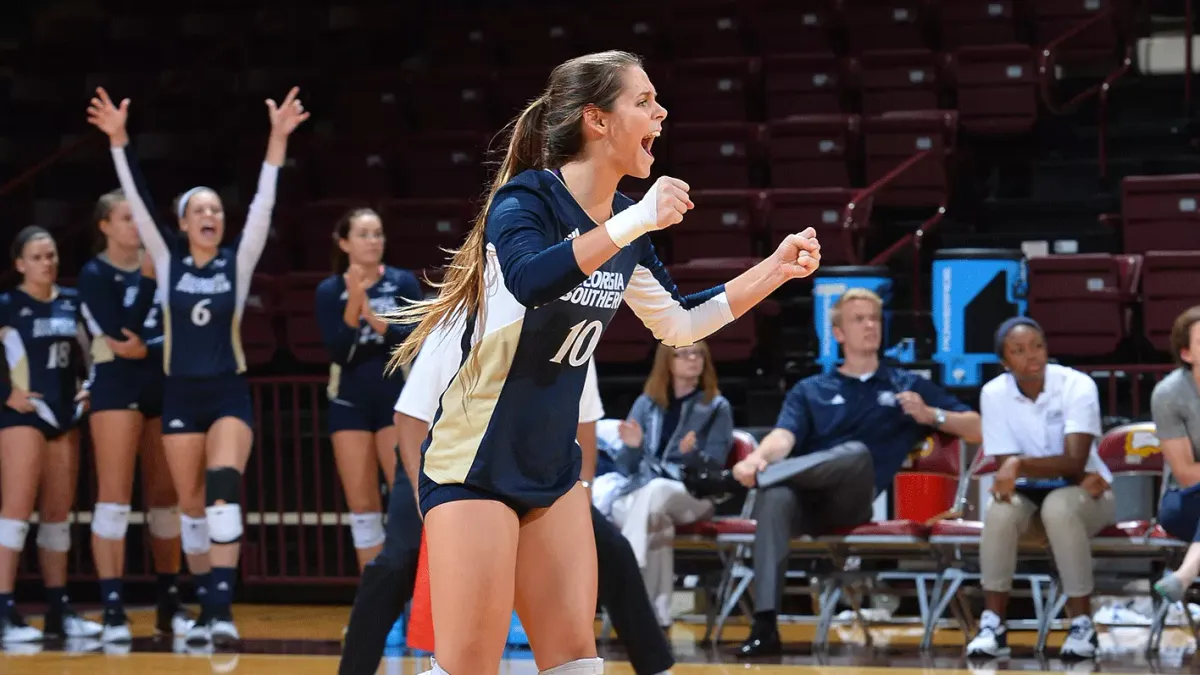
549, 320, 602, 367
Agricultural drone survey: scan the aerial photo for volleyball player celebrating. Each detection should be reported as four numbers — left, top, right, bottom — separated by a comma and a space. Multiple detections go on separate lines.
0, 227, 101, 643
78, 190, 194, 642
316, 209, 423, 570
87, 85, 308, 644
387, 51, 821, 675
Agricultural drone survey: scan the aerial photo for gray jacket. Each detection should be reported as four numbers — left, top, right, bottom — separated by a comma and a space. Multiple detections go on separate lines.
615, 391, 735, 497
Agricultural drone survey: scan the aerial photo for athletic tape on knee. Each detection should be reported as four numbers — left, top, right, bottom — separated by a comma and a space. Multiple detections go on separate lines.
147, 506, 181, 539
349, 512, 385, 549
36, 521, 71, 553
0, 518, 30, 551
91, 503, 132, 541
181, 514, 211, 555
540, 658, 605, 675
206, 504, 243, 544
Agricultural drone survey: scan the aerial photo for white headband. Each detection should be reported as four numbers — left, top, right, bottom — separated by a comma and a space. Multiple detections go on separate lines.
177, 186, 214, 220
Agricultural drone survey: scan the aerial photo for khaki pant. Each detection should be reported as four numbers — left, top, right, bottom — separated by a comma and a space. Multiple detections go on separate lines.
980, 486, 1115, 597
611, 478, 713, 627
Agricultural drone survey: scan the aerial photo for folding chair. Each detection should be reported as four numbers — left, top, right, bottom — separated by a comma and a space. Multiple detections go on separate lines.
812, 433, 966, 650
1038, 422, 1188, 654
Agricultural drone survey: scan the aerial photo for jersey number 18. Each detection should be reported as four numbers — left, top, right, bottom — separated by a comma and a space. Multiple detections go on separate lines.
45, 342, 71, 369
549, 320, 602, 367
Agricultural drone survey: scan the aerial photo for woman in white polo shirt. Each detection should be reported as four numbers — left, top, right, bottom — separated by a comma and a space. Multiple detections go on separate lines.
965, 317, 1115, 661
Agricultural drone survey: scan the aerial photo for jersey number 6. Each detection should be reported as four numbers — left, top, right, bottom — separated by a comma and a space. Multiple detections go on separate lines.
191, 299, 213, 327
549, 319, 602, 367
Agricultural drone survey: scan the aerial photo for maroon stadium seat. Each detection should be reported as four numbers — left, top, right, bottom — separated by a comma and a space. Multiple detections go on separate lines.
764, 188, 864, 265
407, 69, 494, 133
843, 0, 930, 53
863, 111, 957, 207
379, 199, 474, 272
1034, 0, 1122, 65
667, 58, 759, 124
1027, 254, 1141, 357
669, 122, 762, 190
766, 115, 860, 189
755, 0, 838, 56
667, 190, 764, 263
1121, 174, 1200, 254
940, 0, 1021, 49
1142, 251, 1200, 352
860, 49, 944, 115
953, 44, 1038, 135
396, 132, 488, 199
763, 54, 846, 120
666, 0, 748, 59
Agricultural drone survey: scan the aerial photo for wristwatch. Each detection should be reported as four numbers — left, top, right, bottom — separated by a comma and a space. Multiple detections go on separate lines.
933, 408, 946, 428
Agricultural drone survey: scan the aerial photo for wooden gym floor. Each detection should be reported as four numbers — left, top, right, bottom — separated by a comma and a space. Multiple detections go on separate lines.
1, 604, 1197, 674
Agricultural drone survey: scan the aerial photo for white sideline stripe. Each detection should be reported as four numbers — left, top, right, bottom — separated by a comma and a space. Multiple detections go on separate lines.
27, 511, 351, 526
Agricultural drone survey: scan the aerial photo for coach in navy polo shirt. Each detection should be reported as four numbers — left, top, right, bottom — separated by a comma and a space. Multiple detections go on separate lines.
732, 288, 981, 656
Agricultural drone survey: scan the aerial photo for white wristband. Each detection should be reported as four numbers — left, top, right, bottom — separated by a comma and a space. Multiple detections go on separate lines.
604, 182, 659, 248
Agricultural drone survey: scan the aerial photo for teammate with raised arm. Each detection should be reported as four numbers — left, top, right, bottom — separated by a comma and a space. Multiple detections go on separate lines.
0, 227, 100, 643
78, 190, 193, 642
87, 85, 308, 644
386, 51, 821, 675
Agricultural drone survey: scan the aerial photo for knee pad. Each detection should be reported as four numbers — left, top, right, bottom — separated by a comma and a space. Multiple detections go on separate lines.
91, 503, 132, 541
0, 518, 30, 551
36, 521, 71, 553
349, 512, 385, 549
541, 658, 604, 674
205, 467, 244, 544
181, 514, 212, 555
205, 467, 242, 506
147, 506, 182, 540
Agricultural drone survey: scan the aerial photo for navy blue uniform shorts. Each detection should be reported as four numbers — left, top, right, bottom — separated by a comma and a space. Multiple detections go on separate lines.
89, 362, 164, 419
327, 388, 399, 435
0, 405, 78, 441
161, 373, 253, 435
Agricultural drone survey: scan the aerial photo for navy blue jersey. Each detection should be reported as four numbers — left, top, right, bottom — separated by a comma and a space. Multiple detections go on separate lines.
315, 265, 423, 401
0, 287, 87, 429
775, 364, 972, 494
109, 144, 277, 378
422, 169, 735, 505
78, 254, 161, 369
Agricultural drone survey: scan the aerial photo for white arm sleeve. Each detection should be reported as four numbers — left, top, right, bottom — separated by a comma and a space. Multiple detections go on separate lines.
109, 146, 170, 266
623, 265, 734, 348
235, 163, 279, 276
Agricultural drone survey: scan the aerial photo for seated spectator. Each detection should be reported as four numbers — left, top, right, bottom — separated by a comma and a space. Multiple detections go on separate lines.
609, 341, 734, 628
966, 317, 1114, 661
730, 288, 980, 656
1151, 307, 1200, 603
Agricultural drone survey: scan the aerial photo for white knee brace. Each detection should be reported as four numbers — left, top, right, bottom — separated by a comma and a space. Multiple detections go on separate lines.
206, 504, 243, 544
541, 658, 604, 674
0, 518, 29, 551
349, 512, 385, 549
147, 506, 181, 540
36, 521, 71, 553
92, 503, 132, 541
181, 514, 211, 555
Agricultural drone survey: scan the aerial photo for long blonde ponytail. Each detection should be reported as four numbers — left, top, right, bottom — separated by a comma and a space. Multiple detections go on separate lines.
384, 96, 548, 374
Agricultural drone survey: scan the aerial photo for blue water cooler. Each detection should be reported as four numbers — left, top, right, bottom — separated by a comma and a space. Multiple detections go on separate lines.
812, 266, 893, 373
930, 248, 1027, 387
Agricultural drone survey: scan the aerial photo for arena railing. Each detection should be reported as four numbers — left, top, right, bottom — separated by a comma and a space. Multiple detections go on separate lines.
12, 366, 1176, 588
1036, 5, 1135, 183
